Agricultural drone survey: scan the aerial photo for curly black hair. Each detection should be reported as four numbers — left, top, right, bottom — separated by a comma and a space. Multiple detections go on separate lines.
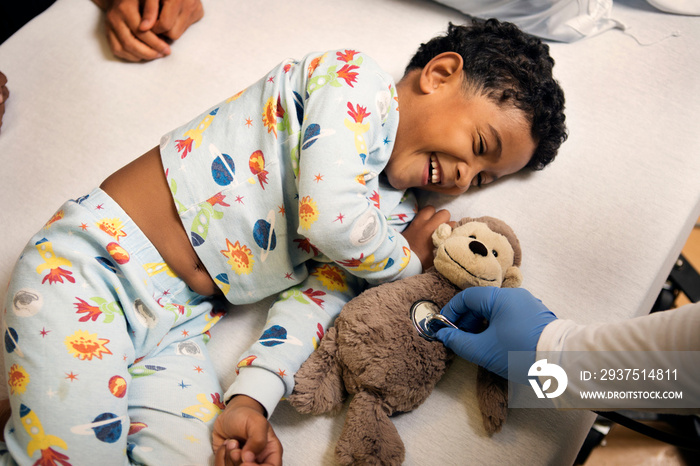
405, 19, 567, 170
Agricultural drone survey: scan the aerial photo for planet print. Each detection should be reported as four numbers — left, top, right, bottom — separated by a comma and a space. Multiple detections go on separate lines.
302, 124, 321, 150
106, 242, 130, 264
259, 325, 303, 347
12, 288, 42, 317
108, 375, 127, 398
71, 413, 127, 443
211, 153, 236, 186
4, 327, 19, 353
253, 219, 277, 251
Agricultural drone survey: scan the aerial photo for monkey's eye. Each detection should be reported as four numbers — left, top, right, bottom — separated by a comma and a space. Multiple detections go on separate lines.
469, 235, 476, 239
492, 250, 498, 258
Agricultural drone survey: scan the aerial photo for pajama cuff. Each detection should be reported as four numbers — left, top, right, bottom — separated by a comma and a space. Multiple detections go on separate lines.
223, 367, 286, 418
404, 250, 423, 277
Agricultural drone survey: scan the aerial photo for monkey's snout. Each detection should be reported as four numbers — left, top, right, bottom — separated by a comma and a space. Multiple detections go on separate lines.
469, 240, 488, 257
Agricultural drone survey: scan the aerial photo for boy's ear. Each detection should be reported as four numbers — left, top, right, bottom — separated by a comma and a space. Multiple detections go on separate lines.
419, 52, 464, 94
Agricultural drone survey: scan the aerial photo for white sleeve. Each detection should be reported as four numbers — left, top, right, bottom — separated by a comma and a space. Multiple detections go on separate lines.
536, 303, 700, 412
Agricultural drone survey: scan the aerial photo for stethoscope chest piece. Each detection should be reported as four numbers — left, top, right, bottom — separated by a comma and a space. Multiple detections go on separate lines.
410, 300, 458, 341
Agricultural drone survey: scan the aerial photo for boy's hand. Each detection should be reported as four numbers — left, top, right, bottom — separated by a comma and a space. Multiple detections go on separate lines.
401, 206, 452, 271
213, 395, 283, 466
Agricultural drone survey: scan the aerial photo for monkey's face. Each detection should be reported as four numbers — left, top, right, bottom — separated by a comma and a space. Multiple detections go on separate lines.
432, 222, 516, 289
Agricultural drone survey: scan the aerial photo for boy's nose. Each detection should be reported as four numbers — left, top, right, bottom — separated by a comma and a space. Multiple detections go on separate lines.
454, 163, 472, 189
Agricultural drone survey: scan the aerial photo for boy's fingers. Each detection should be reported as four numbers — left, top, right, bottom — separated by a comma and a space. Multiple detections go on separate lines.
241, 421, 269, 458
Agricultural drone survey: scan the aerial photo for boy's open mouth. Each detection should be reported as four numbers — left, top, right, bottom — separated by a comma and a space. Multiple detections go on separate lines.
430, 153, 442, 184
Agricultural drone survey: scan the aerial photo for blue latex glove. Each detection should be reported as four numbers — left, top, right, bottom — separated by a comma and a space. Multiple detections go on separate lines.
435, 287, 557, 383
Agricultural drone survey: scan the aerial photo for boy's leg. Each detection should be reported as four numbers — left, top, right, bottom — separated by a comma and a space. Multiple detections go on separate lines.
2, 189, 226, 465
126, 332, 224, 464
3, 206, 137, 465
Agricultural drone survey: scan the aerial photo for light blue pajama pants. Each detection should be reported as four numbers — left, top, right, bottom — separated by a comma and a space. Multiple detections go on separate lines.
1, 189, 227, 465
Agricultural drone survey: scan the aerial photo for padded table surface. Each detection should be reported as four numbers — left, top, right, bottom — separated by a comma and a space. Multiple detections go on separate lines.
1, 0, 699, 463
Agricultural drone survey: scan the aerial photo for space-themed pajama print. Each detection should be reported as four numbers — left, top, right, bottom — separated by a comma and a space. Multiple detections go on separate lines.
2, 189, 228, 465
159, 49, 420, 414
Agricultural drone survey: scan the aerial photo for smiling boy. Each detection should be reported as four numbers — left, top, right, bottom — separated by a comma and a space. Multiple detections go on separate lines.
1, 19, 565, 466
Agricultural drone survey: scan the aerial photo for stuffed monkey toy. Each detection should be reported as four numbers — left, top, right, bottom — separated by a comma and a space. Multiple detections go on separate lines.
288, 217, 523, 465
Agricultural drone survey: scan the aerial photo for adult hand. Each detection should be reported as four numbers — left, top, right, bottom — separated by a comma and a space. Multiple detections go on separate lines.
401, 205, 452, 271
213, 395, 283, 466
0, 71, 8, 131
144, 0, 204, 41
436, 287, 557, 383
96, 0, 203, 62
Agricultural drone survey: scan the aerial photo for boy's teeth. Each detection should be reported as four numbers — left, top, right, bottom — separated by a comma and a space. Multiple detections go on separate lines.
431, 154, 440, 184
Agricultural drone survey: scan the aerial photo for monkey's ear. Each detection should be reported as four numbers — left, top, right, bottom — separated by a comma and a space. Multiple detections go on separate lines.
502, 266, 523, 288
432, 223, 453, 248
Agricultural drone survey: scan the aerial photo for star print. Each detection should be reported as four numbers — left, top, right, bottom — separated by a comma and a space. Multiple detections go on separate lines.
383, 137, 391, 145
285, 272, 293, 280
65, 372, 78, 382
46, 388, 56, 398
194, 366, 204, 373
278, 369, 287, 377
314, 173, 324, 183
178, 380, 191, 389
278, 205, 286, 215
235, 195, 244, 204
39, 327, 50, 337
185, 435, 201, 444
80, 223, 88, 230
267, 77, 275, 83
334, 213, 345, 223
245, 117, 253, 127
182, 330, 190, 337
95, 204, 104, 210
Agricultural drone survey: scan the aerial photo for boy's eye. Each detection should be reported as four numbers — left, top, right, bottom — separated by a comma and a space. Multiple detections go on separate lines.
474, 173, 483, 187
478, 135, 486, 154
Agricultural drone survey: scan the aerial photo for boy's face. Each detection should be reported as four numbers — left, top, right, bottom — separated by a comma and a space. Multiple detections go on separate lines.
386, 57, 536, 195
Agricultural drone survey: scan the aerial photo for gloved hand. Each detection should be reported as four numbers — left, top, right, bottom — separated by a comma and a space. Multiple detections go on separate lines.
435, 287, 557, 383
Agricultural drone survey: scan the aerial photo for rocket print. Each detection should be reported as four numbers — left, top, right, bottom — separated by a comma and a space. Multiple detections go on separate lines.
20, 404, 71, 465
35, 239, 75, 285
176, 108, 219, 158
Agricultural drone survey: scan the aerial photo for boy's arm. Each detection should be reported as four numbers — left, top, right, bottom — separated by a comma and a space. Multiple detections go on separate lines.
213, 263, 362, 464
222, 260, 365, 416
296, 51, 434, 285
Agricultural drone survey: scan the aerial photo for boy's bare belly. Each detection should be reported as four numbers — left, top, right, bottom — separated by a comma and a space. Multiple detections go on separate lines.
100, 146, 220, 296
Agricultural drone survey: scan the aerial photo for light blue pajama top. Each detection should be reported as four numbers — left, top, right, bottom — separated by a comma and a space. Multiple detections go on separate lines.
159, 49, 421, 415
